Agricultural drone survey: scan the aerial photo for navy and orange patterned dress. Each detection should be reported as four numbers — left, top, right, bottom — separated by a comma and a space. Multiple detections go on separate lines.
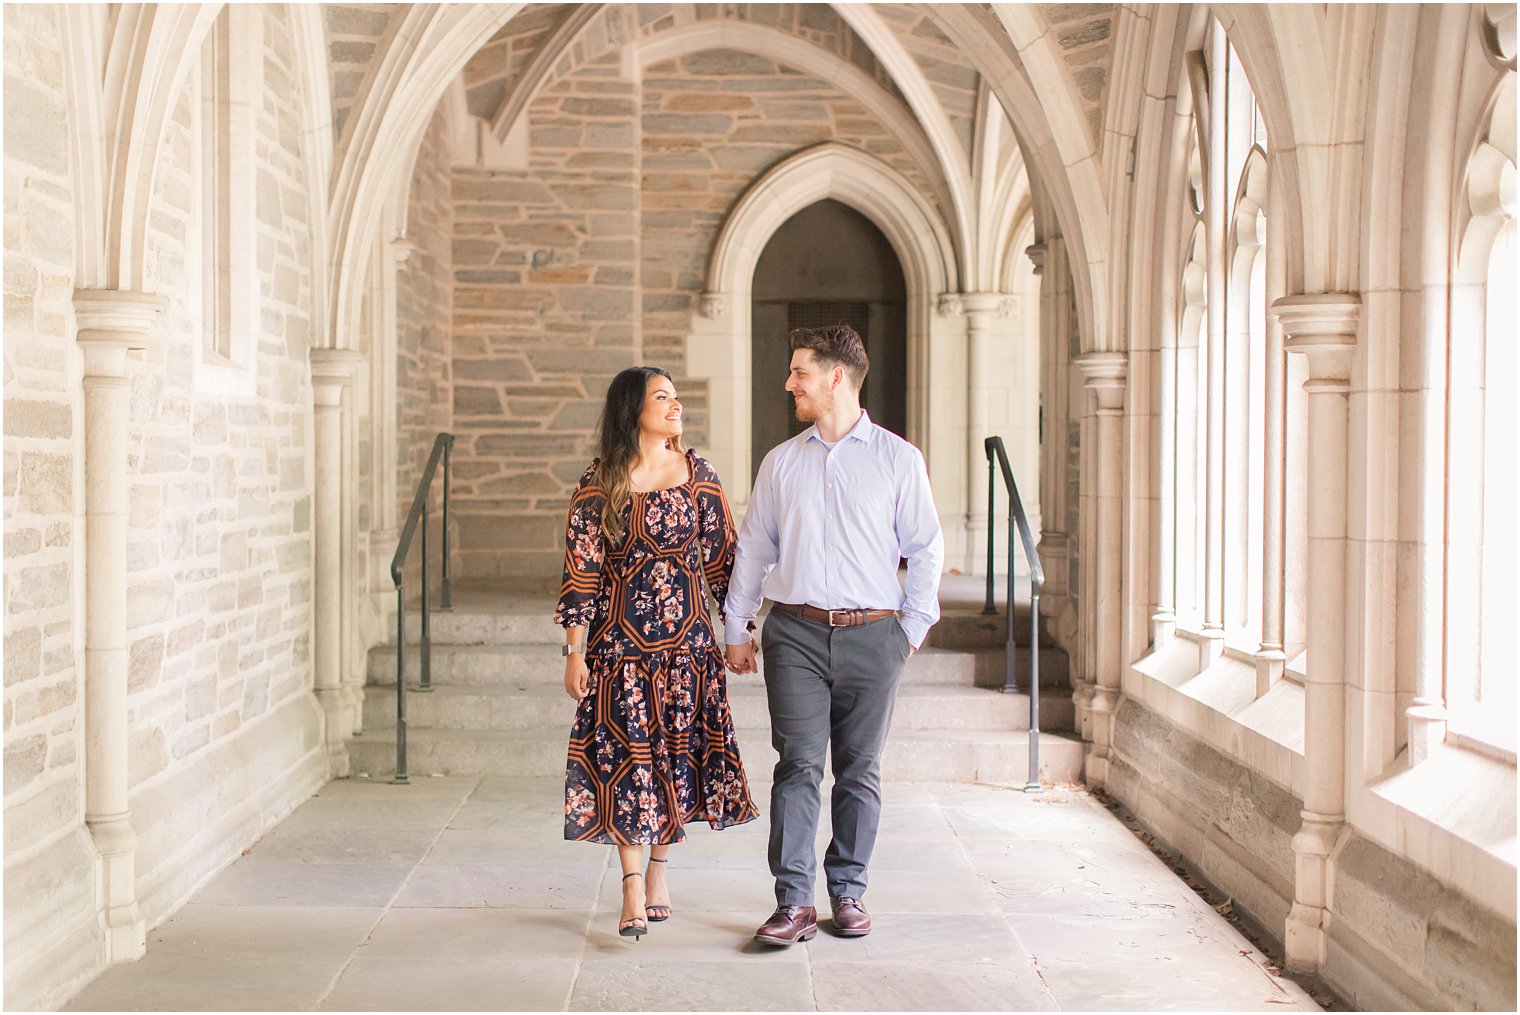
555, 449, 758, 845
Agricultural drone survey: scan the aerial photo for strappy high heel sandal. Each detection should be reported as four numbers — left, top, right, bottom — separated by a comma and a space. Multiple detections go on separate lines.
619, 871, 647, 940
645, 856, 672, 923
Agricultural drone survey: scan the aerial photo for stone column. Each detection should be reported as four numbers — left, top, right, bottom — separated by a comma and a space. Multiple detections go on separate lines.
74, 287, 164, 962
956, 292, 1014, 574
1274, 294, 1359, 973
311, 349, 363, 773
1257, 202, 1289, 696
1199, 22, 1229, 670
1075, 352, 1128, 787
1030, 241, 1076, 648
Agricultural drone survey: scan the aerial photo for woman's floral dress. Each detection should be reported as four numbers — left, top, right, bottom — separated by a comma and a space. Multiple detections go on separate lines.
555, 450, 758, 845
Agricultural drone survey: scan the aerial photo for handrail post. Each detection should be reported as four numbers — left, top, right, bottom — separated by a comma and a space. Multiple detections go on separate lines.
983, 435, 1044, 793
389, 432, 455, 785
420, 501, 432, 693
1002, 511, 1018, 694
394, 581, 408, 785
984, 442, 996, 615
1027, 581, 1042, 793
440, 437, 453, 612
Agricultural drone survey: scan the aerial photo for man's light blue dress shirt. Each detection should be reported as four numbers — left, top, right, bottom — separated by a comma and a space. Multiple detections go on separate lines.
724, 411, 945, 649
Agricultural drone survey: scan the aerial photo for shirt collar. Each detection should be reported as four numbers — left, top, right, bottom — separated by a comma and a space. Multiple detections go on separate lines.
806, 409, 875, 446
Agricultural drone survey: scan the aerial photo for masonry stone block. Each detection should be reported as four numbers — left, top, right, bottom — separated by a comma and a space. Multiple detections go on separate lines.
16, 453, 70, 516
3, 733, 47, 794
4, 525, 41, 560
8, 561, 69, 614
4, 399, 71, 439
128, 634, 164, 694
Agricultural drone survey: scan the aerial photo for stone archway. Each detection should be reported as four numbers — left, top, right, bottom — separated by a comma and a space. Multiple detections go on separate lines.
688, 142, 956, 508
750, 199, 910, 474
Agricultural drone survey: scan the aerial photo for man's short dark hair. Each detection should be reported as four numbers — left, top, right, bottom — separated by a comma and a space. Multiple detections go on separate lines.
789, 324, 869, 389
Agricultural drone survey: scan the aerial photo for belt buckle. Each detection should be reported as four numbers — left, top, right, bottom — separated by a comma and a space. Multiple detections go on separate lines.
827, 609, 853, 627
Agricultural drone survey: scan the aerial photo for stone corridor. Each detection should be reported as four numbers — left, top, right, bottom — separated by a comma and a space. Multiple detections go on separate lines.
63, 775, 1320, 1011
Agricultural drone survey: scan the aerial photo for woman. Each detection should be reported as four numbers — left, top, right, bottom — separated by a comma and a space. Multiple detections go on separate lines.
554, 365, 759, 940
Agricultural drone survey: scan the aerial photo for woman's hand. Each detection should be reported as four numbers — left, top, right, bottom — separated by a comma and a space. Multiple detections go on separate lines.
564, 653, 590, 701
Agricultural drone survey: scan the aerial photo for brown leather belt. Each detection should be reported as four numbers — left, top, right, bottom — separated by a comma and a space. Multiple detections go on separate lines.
771, 602, 897, 627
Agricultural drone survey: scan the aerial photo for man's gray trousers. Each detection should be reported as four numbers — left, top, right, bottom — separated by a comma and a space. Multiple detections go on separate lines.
760, 607, 912, 905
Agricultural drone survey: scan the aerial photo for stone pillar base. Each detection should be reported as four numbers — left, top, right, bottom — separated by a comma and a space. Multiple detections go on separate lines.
1255, 648, 1285, 698
316, 688, 351, 777
1284, 900, 1328, 972
88, 814, 145, 961
1198, 629, 1225, 670
1085, 689, 1118, 789
1285, 812, 1346, 973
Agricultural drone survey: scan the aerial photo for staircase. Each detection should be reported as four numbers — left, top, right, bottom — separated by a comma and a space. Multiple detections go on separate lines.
348, 580, 1084, 786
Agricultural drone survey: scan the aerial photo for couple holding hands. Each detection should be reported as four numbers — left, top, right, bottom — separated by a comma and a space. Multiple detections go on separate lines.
554, 324, 944, 944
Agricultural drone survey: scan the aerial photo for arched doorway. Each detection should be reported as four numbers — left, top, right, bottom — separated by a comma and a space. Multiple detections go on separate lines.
749, 199, 908, 475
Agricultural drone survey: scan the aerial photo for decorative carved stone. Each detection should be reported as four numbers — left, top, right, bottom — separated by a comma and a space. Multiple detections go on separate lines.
1025, 242, 1047, 276
699, 292, 726, 319
389, 235, 417, 264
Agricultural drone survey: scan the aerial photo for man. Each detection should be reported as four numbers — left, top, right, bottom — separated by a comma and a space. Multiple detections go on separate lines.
724, 324, 944, 946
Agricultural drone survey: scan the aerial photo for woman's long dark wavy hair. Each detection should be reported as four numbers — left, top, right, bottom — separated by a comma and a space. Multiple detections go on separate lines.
593, 366, 685, 547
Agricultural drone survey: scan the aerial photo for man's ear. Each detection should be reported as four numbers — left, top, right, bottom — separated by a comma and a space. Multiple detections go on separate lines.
832, 364, 846, 390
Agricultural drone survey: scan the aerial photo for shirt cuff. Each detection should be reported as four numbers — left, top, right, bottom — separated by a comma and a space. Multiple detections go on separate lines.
899, 616, 930, 651
725, 617, 755, 646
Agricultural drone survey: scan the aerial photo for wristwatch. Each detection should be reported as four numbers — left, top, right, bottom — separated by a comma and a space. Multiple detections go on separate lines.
561, 644, 583, 657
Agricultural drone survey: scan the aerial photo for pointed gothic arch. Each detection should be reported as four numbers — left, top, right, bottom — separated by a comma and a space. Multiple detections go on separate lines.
688, 142, 956, 505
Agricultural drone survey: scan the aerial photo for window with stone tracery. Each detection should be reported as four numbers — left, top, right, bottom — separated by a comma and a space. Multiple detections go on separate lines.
1447, 69, 1517, 754
1160, 19, 1296, 681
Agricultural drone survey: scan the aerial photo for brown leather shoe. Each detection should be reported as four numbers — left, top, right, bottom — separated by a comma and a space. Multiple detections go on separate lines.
753, 905, 818, 946
830, 896, 871, 937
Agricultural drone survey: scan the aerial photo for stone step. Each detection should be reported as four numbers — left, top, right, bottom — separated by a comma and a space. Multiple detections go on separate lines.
357, 683, 1076, 735
926, 608, 1054, 649
344, 726, 1085, 786
367, 642, 1069, 690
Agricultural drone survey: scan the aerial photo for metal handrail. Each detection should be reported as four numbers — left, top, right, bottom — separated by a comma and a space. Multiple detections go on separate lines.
389, 433, 455, 785
982, 436, 1045, 793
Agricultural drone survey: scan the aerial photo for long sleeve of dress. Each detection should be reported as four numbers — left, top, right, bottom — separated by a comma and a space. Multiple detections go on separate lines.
553, 462, 605, 629
691, 455, 742, 627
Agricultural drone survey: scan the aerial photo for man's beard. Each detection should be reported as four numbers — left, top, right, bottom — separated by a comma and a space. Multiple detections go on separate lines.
793, 388, 833, 422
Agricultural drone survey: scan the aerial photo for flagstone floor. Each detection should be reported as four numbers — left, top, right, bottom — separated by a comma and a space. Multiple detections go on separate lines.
64, 775, 1323, 1012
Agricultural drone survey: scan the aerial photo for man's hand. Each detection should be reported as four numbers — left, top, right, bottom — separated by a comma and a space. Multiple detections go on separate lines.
725, 638, 759, 674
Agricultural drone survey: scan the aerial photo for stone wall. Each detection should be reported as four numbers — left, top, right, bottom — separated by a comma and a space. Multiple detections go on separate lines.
873, 5, 981, 157
125, 7, 326, 933
448, 54, 640, 581
1107, 696, 1517, 1012
3, 7, 328, 1008
442, 42, 938, 580
323, 4, 395, 140
3, 6, 99, 1007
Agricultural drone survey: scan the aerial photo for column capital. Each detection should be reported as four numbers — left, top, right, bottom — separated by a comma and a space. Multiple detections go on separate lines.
388, 235, 417, 264
1075, 351, 1127, 409
940, 292, 1014, 318
310, 348, 364, 406
1025, 243, 1047, 276
73, 288, 165, 376
310, 348, 364, 383
698, 292, 727, 319
1273, 294, 1360, 385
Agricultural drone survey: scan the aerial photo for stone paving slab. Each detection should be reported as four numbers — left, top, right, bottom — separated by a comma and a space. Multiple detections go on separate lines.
63, 776, 1323, 1012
